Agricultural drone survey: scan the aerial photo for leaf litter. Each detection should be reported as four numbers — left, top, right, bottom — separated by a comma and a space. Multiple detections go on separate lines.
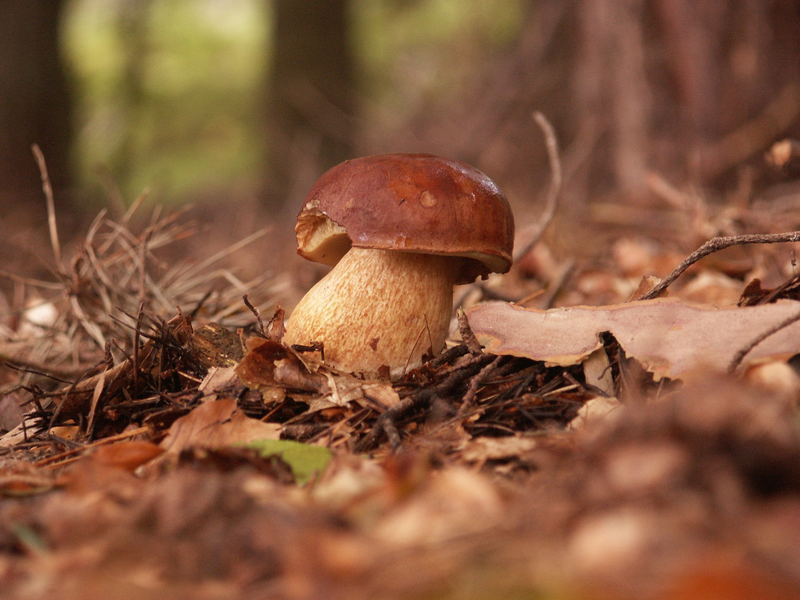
1, 197, 800, 598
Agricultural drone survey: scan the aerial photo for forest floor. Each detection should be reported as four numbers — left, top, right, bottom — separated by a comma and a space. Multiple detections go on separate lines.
3, 153, 800, 599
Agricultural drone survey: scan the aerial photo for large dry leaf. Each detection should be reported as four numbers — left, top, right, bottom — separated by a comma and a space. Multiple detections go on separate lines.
161, 397, 280, 454
467, 298, 800, 380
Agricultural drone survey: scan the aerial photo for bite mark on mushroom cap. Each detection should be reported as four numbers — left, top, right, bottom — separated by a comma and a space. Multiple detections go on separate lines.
286, 153, 515, 378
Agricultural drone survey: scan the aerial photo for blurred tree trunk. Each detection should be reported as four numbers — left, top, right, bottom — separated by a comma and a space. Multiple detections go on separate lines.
265, 0, 356, 209
0, 0, 73, 212
427, 0, 800, 215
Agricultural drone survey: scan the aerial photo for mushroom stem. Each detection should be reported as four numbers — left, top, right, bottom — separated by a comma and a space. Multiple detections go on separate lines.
284, 248, 456, 378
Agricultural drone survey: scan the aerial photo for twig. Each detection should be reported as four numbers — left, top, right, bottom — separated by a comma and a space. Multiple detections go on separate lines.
514, 112, 563, 262
458, 355, 502, 416
728, 308, 800, 374
357, 354, 495, 451
456, 308, 482, 354
31, 144, 62, 268
539, 258, 575, 309
243, 295, 266, 336
85, 369, 107, 439
133, 301, 145, 394
426, 344, 468, 369
637, 231, 800, 300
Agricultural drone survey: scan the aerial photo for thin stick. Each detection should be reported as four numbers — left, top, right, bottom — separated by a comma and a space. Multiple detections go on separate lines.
31, 144, 62, 268
728, 308, 800, 373
458, 355, 502, 416
243, 295, 266, 336
514, 112, 563, 262
132, 300, 145, 393
456, 308, 482, 354
85, 368, 107, 439
637, 231, 800, 301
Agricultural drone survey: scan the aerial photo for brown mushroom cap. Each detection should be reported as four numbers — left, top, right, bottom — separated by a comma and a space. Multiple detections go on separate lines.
295, 153, 514, 284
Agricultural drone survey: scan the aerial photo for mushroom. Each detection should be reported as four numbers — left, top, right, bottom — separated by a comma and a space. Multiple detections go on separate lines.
284, 153, 514, 378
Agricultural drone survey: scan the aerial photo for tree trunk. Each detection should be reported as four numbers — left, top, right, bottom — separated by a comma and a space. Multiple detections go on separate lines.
265, 0, 356, 209
0, 0, 73, 213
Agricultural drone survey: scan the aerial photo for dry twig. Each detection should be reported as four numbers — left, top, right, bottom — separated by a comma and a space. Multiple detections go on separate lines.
728, 308, 800, 374
638, 231, 800, 300
514, 112, 563, 263
31, 144, 62, 269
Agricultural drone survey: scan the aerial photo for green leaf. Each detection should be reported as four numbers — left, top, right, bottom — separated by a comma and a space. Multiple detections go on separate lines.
244, 439, 332, 485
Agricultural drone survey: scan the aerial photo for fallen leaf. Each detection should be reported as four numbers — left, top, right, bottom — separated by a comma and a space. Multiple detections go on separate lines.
92, 441, 164, 472
467, 298, 800, 380
244, 439, 332, 485
568, 396, 623, 431
198, 365, 240, 394
359, 381, 401, 411
461, 435, 539, 464
236, 337, 327, 392
322, 373, 400, 409
274, 357, 327, 392
235, 337, 288, 389
583, 347, 615, 396
161, 397, 280, 454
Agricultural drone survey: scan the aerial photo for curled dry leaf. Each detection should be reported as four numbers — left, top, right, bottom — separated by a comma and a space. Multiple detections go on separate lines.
467, 298, 800, 380
236, 337, 327, 393
235, 334, 400, 410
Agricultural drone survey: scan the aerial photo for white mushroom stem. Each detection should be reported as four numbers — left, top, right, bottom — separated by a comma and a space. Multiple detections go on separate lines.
284, 248, 456, 378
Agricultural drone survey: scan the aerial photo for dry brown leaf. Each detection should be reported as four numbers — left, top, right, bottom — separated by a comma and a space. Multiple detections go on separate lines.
236, 337, 327, 392
274, 357, 327, 392
92, 441, 164, 472
235, 337, 288, 389
568, 396, 623, 431
583, 348, 615, 396
467, 298, 800, 380
461, 435, 539, 464
198, 365, 240, 395
360, 382, 401, 410
160, 397, 280, 454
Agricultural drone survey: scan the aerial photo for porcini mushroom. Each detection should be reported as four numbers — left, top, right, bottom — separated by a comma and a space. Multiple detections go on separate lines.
284, 153, 514, 378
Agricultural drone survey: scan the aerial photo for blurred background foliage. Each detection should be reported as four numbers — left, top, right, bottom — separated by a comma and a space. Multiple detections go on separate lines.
1, 0, 800, 251
3, 0, 525, 210
65, 0, 269, 203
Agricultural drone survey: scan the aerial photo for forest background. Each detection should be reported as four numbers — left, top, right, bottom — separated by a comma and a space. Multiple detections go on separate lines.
3, 0, 800, 278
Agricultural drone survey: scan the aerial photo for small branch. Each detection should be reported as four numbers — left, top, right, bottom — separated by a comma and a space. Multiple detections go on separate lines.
728, 308, 800, 374
456, 308, 482, 354
32, 144, 62, 268
637, 231, 800, 301
356, 353, 495, 452
243, 294, 266, 336
514, 112, 563, 263
458, 355, 502, 416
